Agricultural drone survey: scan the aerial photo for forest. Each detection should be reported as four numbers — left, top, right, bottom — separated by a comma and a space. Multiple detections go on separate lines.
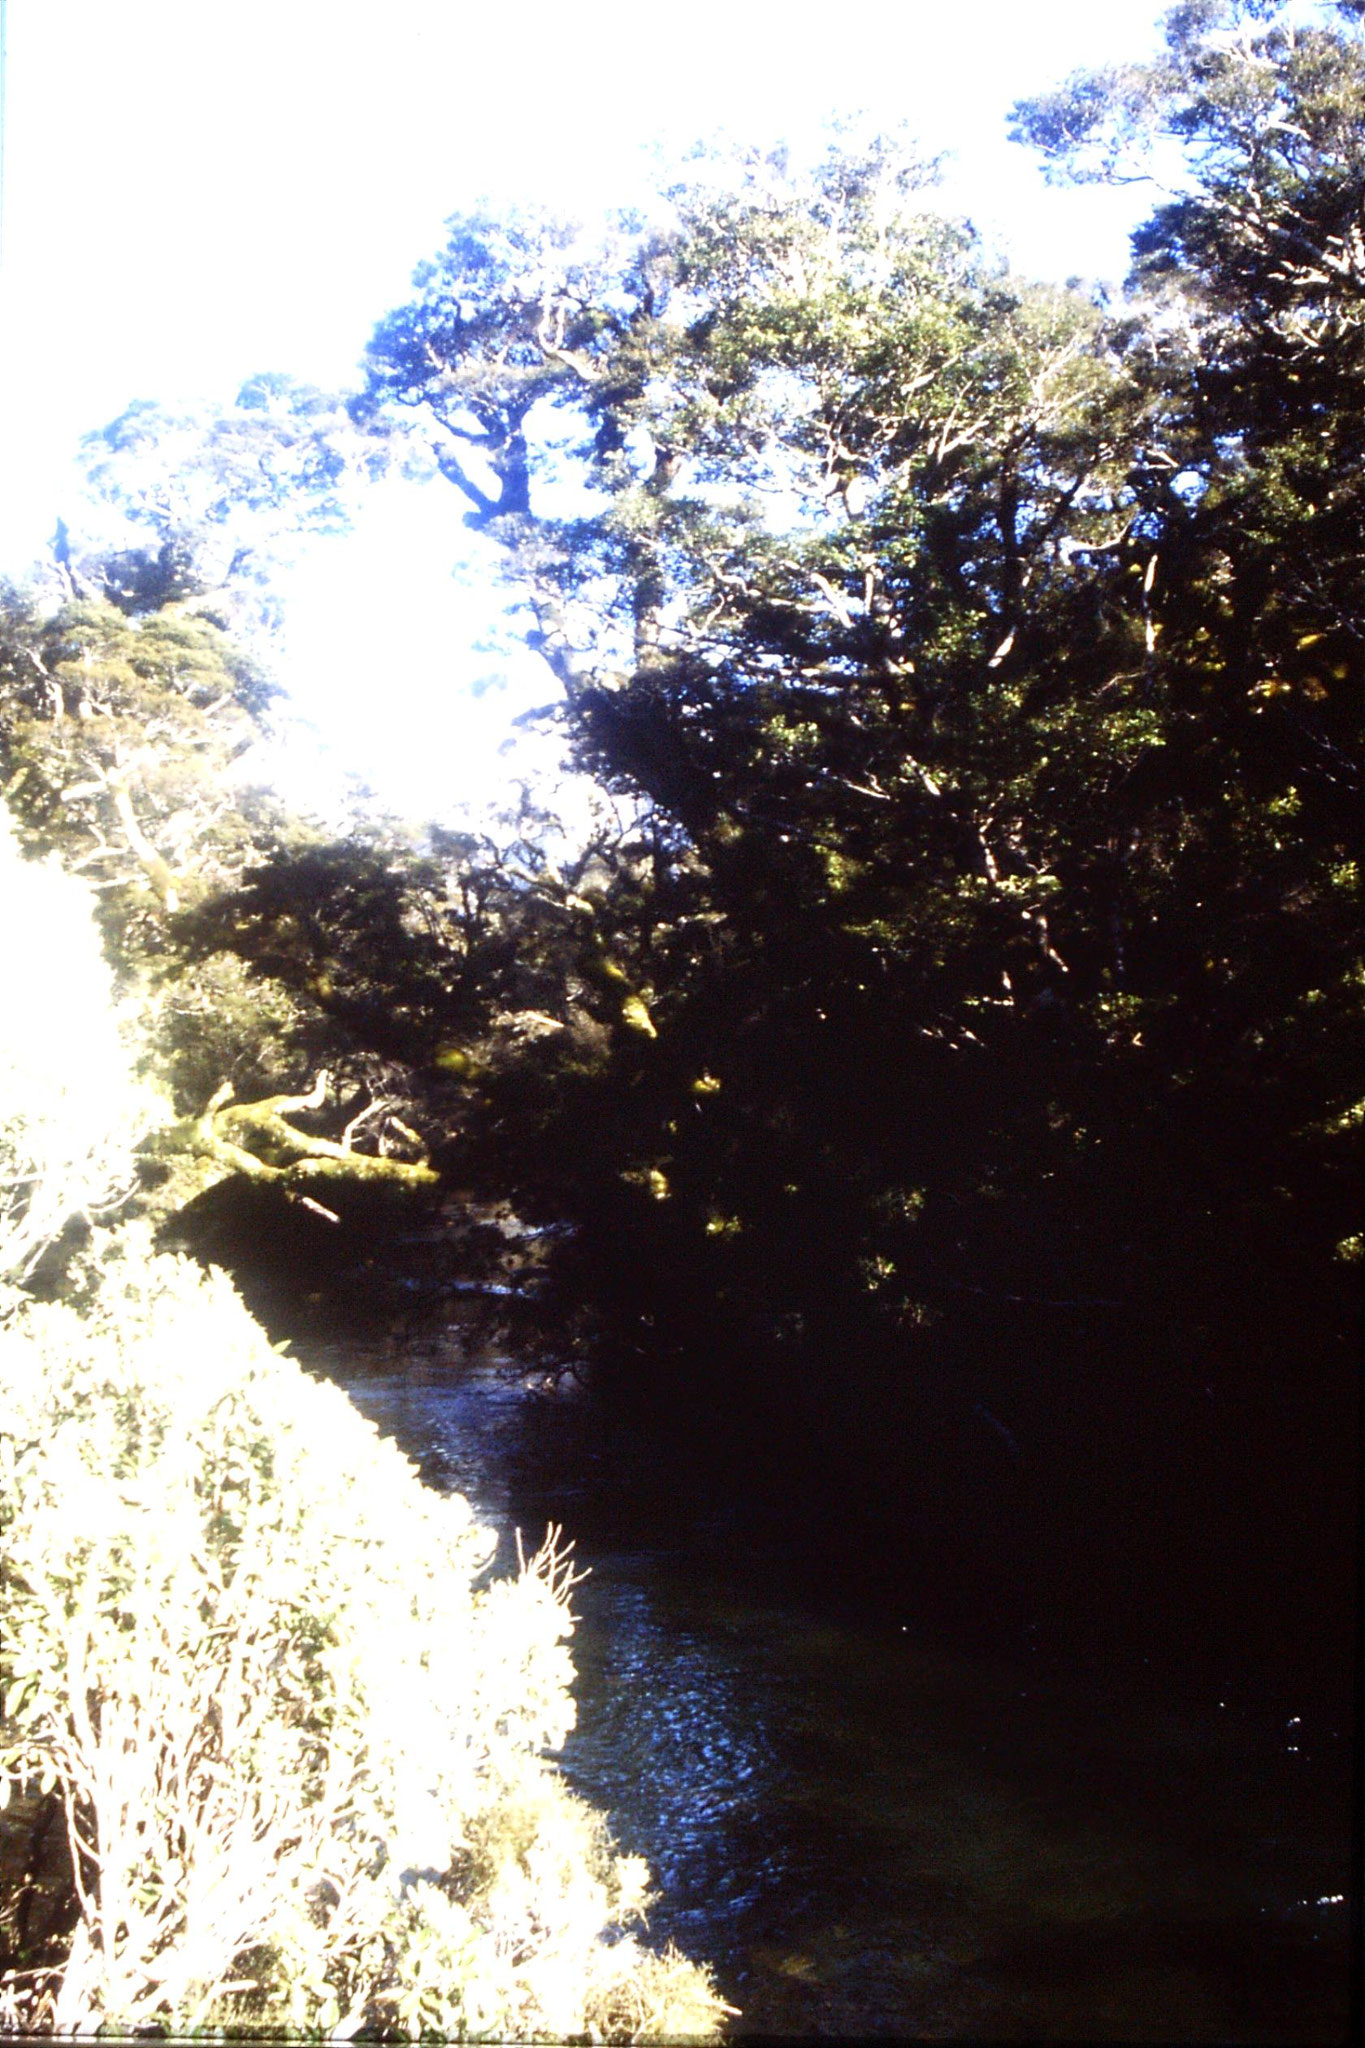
0, 0, 1360, 2037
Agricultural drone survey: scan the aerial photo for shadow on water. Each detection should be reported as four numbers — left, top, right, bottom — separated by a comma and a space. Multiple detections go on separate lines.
300, 1330, 1356, 2042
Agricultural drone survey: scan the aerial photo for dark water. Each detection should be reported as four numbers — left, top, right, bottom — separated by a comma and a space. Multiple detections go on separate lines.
303, 1332, 1356, 2042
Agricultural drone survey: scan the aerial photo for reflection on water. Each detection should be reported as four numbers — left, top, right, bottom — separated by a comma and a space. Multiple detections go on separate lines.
306, 1338, 1353, 2041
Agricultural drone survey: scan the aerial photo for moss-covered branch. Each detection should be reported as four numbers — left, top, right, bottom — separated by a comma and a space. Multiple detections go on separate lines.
147, 1072, 438, 1206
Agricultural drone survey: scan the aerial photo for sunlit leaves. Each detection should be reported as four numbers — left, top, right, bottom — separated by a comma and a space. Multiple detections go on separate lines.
0, 1247, 726, 2038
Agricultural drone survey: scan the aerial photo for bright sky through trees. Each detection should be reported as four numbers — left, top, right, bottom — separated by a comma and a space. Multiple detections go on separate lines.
0, 0, 1175, 824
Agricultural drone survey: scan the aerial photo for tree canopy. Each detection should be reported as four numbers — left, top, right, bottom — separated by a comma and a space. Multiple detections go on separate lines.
3, 0, 1358, 1695
347, 0, 1361, 1677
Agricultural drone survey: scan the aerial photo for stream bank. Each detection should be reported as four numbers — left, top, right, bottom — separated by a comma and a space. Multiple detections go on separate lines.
302, 1327, 1355, 2041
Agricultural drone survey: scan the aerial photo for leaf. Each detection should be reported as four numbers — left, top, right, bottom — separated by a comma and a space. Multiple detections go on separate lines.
2, 1678, 33, 1719
619, 993, 657, 1037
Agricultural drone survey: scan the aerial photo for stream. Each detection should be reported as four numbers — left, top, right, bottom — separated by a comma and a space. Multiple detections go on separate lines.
300, 1326, 1354, 2041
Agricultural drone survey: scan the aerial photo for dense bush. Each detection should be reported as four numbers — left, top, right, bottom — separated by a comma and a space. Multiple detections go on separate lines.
0, 814, 727, 2039
0, 1249, 726, 2039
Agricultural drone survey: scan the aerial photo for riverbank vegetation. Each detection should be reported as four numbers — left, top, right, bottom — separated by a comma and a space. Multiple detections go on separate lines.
0, 817, 727, 2036
0, 0, 1358, 1784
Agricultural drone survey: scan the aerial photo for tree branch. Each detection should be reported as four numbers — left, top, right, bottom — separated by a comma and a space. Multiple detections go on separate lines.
147, 1074, 438, 1205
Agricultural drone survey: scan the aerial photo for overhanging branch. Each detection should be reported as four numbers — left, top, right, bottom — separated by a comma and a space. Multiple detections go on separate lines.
147, 1074, 439, 1206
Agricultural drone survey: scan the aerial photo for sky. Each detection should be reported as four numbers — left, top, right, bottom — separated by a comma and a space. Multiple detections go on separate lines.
0, 0, 1178, 829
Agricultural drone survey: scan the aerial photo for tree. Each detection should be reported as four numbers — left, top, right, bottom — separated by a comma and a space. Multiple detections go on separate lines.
356, 146, 1143, 1299
0, 578, 278, 925
1007, 0, 1363, 1562
0, 577, 448, 1250
73, 375, 397, 639
354, 82, 1359, 1692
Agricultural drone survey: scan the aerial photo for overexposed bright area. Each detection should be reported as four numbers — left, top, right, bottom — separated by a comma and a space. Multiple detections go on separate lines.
261, 481, 578, 829
0, 0, 1173, 827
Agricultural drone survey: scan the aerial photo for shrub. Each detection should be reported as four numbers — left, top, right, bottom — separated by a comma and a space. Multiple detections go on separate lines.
0, 1243, 729, 2039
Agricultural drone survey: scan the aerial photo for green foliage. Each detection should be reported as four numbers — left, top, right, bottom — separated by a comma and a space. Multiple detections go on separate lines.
344, 42, 1360, 1670
0, 579, 282, 946
0, 813, 728, 2039
0, 1245, 727, 2039
0, 577, 460, 1235
2, 2, 1354, 1704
